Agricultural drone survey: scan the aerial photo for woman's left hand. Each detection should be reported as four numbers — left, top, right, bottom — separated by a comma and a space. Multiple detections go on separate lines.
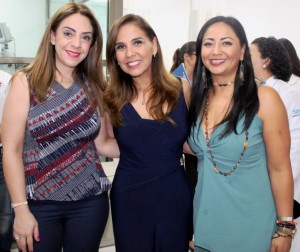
269, 236, 292, 252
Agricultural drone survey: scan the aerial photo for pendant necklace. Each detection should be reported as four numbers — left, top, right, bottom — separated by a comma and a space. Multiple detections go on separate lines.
204, 89, 249, 176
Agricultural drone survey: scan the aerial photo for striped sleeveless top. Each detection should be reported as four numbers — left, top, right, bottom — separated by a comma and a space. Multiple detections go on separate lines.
23, 80, 111, 201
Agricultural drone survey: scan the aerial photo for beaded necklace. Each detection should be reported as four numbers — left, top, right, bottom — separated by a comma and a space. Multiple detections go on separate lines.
213, 81, 234, 87
204, 90, 249, 176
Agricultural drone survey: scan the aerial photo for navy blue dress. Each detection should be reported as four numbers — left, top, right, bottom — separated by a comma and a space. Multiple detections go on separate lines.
111, 92, 192, 252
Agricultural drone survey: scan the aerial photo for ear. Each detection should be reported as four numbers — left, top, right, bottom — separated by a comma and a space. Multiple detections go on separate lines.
50, 30, 56, 45
263, 58, 271, 68
240, 44, 246, 61
152, 37, 158, 57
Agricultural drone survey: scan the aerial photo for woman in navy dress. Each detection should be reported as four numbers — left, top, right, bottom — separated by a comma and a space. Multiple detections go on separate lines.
104, 14, 193, 252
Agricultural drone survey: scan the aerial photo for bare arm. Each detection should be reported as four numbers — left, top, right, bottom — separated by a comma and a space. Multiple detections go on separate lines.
94, 112, 120, 158
258, 86, 293, 251
181, 78, 195, 155
2, 72, 39, 252
181, 78, 191, 108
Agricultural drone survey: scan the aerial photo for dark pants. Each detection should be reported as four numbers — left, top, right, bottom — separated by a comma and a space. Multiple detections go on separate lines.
29, 192, 109, 252
185, 154, 198, 196
0, 148, 13, 252
184, 153, 198, 242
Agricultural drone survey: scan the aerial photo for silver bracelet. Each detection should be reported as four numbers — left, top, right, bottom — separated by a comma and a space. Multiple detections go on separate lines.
278, 216, 293, 221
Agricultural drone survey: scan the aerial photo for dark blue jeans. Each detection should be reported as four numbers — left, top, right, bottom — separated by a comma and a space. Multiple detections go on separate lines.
0, 150, 13, 252
29, 192, 109, 252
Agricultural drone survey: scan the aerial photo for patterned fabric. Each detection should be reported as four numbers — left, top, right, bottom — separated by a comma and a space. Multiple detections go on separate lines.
23, 81, 111, 201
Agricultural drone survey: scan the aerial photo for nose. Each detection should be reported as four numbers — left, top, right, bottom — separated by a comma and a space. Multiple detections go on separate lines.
126, 45, 136, 57
72, 35, 81, 48
212, 43, 222, 55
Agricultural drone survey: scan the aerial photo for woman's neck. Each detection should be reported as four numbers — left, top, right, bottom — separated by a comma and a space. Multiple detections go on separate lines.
56, 72, 74, 89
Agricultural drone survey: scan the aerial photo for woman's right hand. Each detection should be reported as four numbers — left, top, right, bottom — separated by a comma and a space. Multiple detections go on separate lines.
13, 206, 39, 252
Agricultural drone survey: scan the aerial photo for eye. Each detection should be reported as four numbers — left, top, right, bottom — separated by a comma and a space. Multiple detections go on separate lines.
133, 39, 143, 46
63, 31, 73, 38
222, 40, 233, 46
115, 44, 125, 51
82, 35, 92, 42
203, 41, 213, 47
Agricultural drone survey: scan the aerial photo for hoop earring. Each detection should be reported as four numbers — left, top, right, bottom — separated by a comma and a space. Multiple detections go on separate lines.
202, 67, 208, 89
239, 60, 245, 85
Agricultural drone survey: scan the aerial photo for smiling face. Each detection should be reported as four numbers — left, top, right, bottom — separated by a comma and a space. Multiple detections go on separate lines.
114, 23, 157, 82
201, 22, 245, 83
50, 13, 93, 73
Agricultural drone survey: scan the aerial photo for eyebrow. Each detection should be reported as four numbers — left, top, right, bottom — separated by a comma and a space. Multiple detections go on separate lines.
115, 36, 144, 45
132, 36, 143, 41
203, 36, 234, 41
62, 26, 93, 35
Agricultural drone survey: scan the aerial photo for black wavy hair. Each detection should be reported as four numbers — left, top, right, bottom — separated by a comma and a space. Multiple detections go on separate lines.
251, 37, 292, 82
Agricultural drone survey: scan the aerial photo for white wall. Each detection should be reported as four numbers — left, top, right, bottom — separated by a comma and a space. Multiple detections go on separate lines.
0, 0, 46, 57
222, 0, 300, 56
1, 0, 299, 66
123, 0, 191, 70
124, 0, 300, 69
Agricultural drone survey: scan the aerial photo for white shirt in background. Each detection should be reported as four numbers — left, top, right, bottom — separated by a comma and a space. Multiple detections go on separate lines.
265, 75, 300, 204
0, 69, 11, 123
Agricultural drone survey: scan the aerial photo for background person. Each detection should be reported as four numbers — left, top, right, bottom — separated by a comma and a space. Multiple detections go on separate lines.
278, 38, 300, 88
2, 3, 112, 252
170, 41, 198, 250
278, 36, 300, 252
251, 36, 300, 252
189, 16, 294, 252
0, 69, 13, 252
170, 41, 197, 86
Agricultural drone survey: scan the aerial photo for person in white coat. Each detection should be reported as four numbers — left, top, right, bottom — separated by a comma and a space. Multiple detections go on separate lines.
250, 37, 300, 250
278, 37, 300, 252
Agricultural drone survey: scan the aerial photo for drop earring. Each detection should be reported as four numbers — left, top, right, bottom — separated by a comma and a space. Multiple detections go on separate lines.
239, 60, 245, 85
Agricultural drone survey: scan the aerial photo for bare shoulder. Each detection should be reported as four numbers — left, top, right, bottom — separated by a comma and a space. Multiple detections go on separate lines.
257, 85, 286, 120
11, 71, 29, 88
6, 71, 30, 110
